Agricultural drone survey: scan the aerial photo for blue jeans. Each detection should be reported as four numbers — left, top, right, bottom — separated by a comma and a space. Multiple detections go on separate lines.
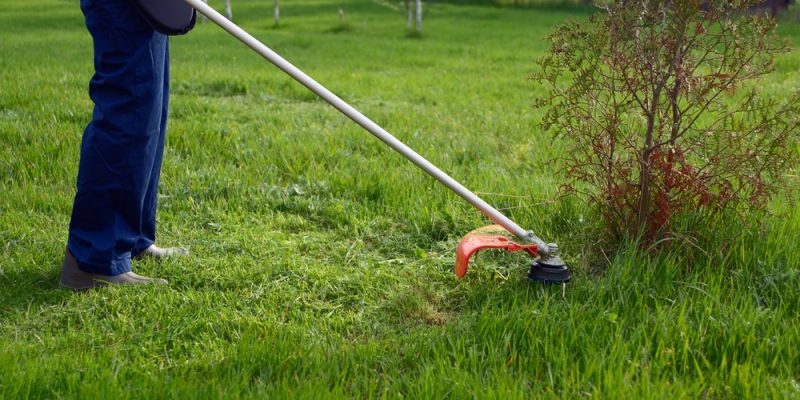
68, 0, 170, 275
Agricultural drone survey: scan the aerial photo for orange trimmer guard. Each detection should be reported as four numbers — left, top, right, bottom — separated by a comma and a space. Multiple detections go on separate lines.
454, 225, 539, 278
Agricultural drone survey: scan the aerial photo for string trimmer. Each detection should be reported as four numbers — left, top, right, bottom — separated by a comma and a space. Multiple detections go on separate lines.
180, 0, 571, 283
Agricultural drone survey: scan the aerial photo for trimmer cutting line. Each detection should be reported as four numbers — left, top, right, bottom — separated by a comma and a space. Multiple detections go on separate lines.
181, 0, 571, 283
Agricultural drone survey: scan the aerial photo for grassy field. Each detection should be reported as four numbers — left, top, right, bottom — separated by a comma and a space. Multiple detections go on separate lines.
1, 0, 799, 397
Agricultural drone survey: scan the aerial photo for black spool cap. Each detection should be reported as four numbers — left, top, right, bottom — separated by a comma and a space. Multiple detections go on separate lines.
528, 257, 571, 284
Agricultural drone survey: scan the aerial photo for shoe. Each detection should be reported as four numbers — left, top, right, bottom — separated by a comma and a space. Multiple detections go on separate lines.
133, 244, 189, 260
59, 249, 168, 290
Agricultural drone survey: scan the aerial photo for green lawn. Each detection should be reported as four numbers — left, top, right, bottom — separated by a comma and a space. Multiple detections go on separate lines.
1, 0, 799, 397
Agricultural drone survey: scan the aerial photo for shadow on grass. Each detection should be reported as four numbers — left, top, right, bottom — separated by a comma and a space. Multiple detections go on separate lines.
0, 263, 72, 318
326, 23, 355, 34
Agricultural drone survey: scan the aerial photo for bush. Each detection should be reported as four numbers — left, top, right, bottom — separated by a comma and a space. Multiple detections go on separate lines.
533, 0, 800, 253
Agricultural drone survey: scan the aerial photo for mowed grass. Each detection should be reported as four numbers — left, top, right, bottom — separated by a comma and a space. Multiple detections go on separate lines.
1, 0, 799, 397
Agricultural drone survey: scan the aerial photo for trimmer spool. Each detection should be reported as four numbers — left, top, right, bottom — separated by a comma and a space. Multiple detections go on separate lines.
527, 243, 571, 284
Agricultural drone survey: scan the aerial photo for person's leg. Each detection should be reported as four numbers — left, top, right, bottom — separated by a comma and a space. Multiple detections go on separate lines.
131, 42, 189, 261
67, 0, 169, 276
132, 35, 168, 257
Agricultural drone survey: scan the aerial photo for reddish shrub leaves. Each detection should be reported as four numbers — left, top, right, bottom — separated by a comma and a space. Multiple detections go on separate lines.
533, 0, 800, 250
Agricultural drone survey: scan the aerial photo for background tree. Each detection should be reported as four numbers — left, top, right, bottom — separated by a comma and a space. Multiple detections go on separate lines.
404, 0, 422, 33
533, 0, 800, 252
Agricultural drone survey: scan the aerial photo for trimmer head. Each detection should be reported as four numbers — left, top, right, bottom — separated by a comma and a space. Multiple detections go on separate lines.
455, 225, 571, 283
528, 244, 571, 284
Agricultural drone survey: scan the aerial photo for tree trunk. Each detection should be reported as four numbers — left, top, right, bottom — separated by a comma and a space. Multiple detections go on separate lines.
405, 0, 412, 30
636, 89, 662, 239
224, 0, 233, 20
415, 0, 422, 33
274, 0, 280, 25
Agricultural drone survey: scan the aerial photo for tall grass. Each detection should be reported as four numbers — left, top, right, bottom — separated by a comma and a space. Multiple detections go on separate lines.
0, 0, 798, 397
